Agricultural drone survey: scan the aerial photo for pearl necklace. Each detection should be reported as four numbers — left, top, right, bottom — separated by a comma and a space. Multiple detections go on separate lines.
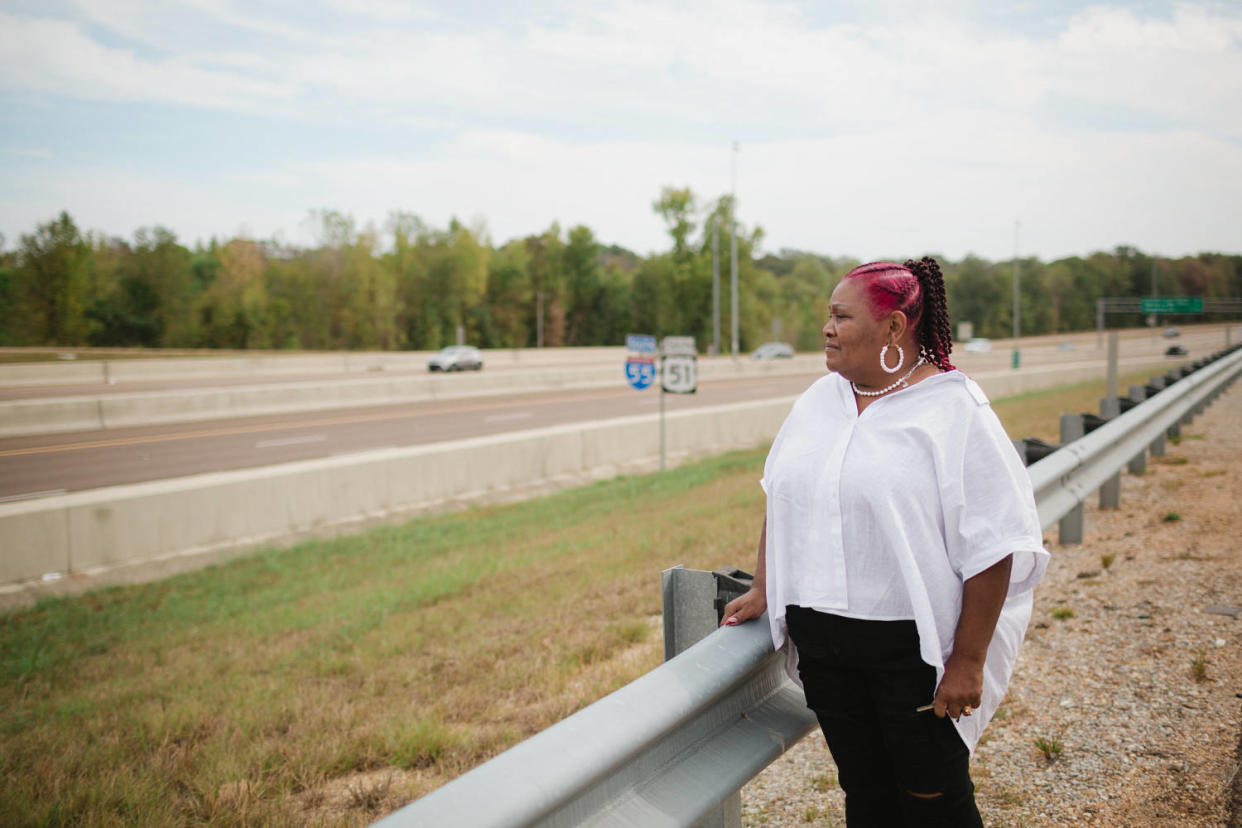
851, 357, 926, 397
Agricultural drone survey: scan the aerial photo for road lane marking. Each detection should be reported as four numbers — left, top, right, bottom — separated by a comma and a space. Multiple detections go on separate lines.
255, 434, 327, 448
0, 489, 68, 503
0, 377, 817, 459
0, 392, 628, 458
483, 411, 532, 423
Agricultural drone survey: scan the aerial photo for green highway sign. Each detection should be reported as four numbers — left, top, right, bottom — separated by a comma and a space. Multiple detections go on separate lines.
1140, 297, 1203, 314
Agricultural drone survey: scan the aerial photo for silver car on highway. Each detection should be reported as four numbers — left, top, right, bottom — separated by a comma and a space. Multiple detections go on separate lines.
427, 345, 484, 372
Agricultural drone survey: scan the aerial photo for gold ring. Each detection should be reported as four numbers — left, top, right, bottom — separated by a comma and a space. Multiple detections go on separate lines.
962, 705, 973, 716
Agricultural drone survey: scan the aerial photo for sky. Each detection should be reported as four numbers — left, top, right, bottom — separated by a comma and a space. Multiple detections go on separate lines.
1, 0, 1240, 262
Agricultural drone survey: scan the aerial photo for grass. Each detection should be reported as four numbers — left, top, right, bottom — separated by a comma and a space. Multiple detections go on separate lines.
1100, 553, 1116, 569
1033, 734, 1064, 762
1162, 511, 1182, 523
990, 368, 1169, 442
0, 449, 766, 826
809, 772, 836, 793
1051, 606, 1075, 621
1191, 650, 1209, 682
0, 375, 1143, 826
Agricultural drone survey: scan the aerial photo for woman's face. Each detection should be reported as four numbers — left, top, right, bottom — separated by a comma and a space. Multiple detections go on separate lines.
822, 277, 893, 381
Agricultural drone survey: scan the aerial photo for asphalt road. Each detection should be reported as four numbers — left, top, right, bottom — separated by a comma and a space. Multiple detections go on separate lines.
2, 325, 1233, 501
2, 323, 1232, 401
0, 373, 819, 500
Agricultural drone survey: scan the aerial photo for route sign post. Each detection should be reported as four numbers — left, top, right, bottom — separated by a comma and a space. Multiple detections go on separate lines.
625, 334, 699, 471
661, 354, 697, 394
625, 334, 657, 391
625, 358, 656, 390
656, 336, 699, 470
660, 336, 698, 396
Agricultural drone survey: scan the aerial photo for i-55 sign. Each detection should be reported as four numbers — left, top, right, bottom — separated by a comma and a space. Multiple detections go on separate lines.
662, 354, 697, 394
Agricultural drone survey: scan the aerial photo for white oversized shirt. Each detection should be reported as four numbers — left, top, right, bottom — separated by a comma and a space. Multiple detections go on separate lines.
761, 369, 1049, 752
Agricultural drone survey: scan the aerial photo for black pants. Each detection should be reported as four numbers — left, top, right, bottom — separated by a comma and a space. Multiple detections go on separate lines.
784, 605, 983, 828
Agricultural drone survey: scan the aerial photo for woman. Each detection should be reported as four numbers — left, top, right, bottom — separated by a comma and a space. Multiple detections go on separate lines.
722, 258, 1048, 827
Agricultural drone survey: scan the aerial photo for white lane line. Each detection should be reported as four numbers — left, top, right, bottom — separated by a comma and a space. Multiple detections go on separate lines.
484, 411, 533, 423
333, 446, 398, 457
256, 434, 328, 449
0, 489, 68, 503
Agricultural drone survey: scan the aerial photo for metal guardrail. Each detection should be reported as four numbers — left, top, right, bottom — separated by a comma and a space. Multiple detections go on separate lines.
373, 345, 1242, 828
373, 617, 814, 828
1028, 345, 1242, 532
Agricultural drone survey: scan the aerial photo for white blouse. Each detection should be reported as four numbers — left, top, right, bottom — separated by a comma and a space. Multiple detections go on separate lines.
761, 369, 1049, 752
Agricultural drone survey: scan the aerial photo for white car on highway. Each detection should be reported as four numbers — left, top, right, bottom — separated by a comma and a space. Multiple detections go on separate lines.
427, 345, 484, 372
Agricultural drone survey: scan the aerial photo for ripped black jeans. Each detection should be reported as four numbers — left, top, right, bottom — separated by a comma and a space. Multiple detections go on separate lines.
784, 605, 983, 828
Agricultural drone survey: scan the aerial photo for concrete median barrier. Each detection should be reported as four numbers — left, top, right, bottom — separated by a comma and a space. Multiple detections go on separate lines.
0, 348, 629, 387
0, 360, 109, 386
0, 397, 793, 602
0, 397, 106, 435
0, 357, 825, 438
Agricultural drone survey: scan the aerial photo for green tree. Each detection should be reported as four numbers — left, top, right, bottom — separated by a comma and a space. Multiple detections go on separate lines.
113, 227, 197, 347
945, 256, 1008, 339
654, 187, 697, 260
14, 211, 92, 344
197, 238, 271, 348
563, 225, 603, 345
85, 235, 160, 347
0, 236, 15, 345
483, 241, 534, 348
386, 211, 430, 349
525, 224, 565, 347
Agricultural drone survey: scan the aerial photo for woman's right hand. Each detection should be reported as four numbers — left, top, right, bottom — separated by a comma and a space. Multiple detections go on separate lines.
720, 586, 767, 627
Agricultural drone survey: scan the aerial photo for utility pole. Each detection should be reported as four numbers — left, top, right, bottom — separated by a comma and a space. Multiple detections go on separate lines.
711, 219, 720, 356
1151, 256, 1159, 332
1011, 220, 1021, 370
730, 141, 739, 357
537, 290, 544, 349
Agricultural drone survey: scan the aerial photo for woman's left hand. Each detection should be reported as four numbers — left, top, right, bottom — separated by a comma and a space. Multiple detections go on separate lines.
932, 655, 984, 720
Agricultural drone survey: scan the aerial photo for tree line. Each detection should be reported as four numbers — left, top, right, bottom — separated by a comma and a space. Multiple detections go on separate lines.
1, 190, 1239, 353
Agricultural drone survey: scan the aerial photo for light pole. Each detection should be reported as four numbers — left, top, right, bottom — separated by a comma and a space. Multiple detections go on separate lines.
1011, 220, 1020, 370
1150, 255, 1159, 333
711, 218, 720, 356
730, 141, 739, 357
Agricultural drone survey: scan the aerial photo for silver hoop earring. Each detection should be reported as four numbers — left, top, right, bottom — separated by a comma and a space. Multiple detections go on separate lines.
879, 344, 904, 374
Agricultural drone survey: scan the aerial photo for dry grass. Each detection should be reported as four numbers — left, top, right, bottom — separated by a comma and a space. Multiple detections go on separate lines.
0, 374, 1141, 826
990, 369, 1164, 442
1, 450, 766, 826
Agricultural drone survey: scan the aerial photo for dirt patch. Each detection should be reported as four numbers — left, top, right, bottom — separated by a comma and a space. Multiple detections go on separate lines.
287, 768, 427, 824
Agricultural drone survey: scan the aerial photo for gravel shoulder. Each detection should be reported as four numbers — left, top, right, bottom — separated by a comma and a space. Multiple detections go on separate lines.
742, 379, 1242, 827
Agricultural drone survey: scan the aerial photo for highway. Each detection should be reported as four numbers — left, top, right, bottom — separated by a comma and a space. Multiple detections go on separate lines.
0, 373, 819, 499
1, 324, 1233, 501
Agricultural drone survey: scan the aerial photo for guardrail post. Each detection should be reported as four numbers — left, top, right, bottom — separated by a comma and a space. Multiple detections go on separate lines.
660, 565, 745, 828
1146, 378, 1167, 457
1127, 385, 1148, 474
662, 566, 720, 661
1058, 413, 1085, 544
1098, 397, 1121, 508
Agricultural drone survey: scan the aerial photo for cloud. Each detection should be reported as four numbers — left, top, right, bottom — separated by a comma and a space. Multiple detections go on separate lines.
2, 147, 53, 159
6, 1, 1241, 137
0, 12, 299, 110
1052, 4, 1242, 137
2, 1, 1242, 260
